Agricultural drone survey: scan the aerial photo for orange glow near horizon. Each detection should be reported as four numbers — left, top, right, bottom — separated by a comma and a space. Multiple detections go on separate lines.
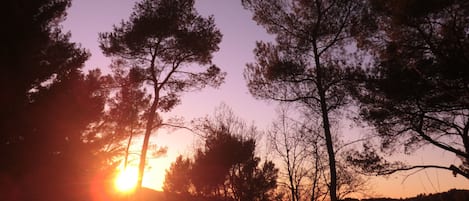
114, 166, 139, 193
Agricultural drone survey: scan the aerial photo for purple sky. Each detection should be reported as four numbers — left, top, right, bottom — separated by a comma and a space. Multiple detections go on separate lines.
62, 0, 276, 128
61, 0, 468, 198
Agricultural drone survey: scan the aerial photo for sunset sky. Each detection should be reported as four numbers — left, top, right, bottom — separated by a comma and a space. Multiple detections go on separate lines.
61, 0, 468, 198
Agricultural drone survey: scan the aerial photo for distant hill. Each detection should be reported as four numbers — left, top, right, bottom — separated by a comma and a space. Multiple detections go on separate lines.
343, 189, 469, 201
138, 188, 165, 201
132, 189, 214, 201
127, 188, 469, 201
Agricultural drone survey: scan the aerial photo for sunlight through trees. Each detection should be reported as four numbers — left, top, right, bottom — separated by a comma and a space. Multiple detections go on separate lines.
98, 0, 225, 190
2, 0, 468, 200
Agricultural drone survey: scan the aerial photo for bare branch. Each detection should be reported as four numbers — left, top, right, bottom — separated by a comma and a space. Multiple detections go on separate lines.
379, 165, 469, 180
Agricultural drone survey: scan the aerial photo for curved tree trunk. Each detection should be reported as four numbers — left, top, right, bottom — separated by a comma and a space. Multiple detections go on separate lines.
137, 49, 160, 191
136, 91, 159, 190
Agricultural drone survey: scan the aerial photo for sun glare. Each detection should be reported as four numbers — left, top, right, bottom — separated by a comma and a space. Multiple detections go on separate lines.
114, 166, 138, 193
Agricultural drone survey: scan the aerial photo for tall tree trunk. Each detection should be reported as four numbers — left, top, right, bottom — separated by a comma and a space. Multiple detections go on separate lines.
313, 42, 337, 201
136, 52, 160, 190
318, 93, 337, 201
137, 96, 158, 190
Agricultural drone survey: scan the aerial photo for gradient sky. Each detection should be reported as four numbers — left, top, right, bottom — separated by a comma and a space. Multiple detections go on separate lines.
62, 0, 468, 198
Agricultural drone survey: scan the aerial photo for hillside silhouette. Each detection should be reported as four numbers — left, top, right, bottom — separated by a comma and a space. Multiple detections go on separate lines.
131, 189, 469, 201
343, 189, 469, 201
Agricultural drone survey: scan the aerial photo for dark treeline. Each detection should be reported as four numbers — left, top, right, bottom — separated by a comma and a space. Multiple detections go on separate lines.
1, 0, 468, 201
344, 189, 469, 201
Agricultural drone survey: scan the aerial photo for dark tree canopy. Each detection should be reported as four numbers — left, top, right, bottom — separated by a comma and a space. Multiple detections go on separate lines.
1, 0, 89, 119
190, 126, 257, 195
163, 155, 192, 195
0, 1, 115, 200
349, 0, 469, 179
99, 0, 224, 105
164, 108, 278, 201
99, 0, 225, 127
99, 0, 225, 189
242, 1, 366, 201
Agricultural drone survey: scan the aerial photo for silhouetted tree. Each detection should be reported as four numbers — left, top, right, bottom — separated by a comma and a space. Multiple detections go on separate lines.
99, 0, 225, 189
164, 155, 192, 195
0, 1, 114, 200
241, 1, 366, 201
269, 107, 368, 201
164, 106, 278, 201
348, 0, 469, 179
104, 61, 151, 170
268, 107, 315, 201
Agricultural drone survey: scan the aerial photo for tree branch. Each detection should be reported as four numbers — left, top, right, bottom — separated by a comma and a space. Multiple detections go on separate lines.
415, 114, 468, 158
379, 164, 469, 180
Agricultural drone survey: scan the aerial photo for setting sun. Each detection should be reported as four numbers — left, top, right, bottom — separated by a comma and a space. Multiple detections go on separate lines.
114, 166, 139, 193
